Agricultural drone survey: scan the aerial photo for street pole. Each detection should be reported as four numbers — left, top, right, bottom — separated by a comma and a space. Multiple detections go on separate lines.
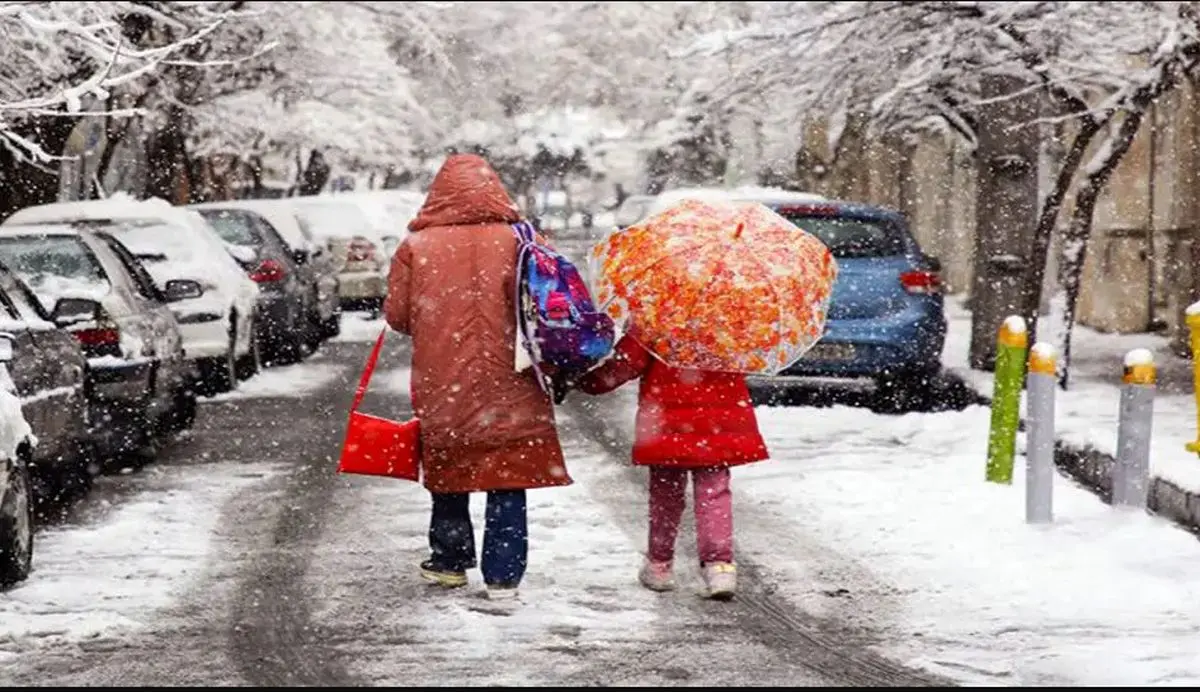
1113, 348, 1156, 509
1025, 342, 1057, 523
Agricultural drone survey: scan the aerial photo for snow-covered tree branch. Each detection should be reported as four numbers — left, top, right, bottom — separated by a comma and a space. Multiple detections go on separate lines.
0, 1, 247, 163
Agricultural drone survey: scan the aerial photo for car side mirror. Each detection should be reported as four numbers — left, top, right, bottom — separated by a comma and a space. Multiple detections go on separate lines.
163, 279, 204, 302
51, 297, 101, 327
0, 333, 14, 363
291, 248, 309, 266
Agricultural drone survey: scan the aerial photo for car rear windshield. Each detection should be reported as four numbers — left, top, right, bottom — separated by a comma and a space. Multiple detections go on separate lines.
776, 212, 908, 258
0, 235, 110, 309
198, 210, 263, 247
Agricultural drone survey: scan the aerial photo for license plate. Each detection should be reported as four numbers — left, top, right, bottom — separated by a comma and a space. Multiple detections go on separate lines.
801, 343, 857, 361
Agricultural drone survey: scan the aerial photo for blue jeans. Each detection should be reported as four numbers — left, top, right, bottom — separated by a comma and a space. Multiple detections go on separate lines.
428, 490, 528, 586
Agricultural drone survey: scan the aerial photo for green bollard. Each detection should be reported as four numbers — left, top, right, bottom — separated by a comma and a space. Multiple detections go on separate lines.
986, 315, 1029, 484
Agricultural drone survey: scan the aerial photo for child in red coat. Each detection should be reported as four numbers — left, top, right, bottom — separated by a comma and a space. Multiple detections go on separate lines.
576, 332, 769, 600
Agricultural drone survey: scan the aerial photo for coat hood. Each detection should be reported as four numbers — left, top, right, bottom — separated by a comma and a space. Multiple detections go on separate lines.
408, 154, 521, 232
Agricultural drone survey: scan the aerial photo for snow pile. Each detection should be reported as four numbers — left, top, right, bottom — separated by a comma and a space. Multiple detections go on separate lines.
1187, 300, 1200, 316
745, 404, 1200, 685
208, 361, 347, 402
0, 462, 279, 650
1123, 347, 1154, 367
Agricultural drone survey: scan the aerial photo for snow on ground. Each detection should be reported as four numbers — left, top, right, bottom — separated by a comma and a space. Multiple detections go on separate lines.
333, 312, 387, 343
0, 462, 280, 663
739, 405, 1200, 686
376, 367, 411, 396
941, 297, 1200, 494
207, 360, 348, 402
308, 422, 662, 686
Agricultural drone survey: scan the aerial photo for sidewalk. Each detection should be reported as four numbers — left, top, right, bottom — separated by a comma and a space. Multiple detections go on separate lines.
941, 297, 1200, 496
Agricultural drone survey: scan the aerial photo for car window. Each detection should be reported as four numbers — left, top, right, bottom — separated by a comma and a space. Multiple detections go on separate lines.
248, 214, 288, 253
4, 276, 51, 323
775, 212, 908, 259
199, 210, 263, 247
0, 234, 112, 312
96, 233, 166, 302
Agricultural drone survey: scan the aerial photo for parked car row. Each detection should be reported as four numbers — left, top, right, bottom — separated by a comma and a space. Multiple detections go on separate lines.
610, 186, 949, 410
0, 193, 349, 588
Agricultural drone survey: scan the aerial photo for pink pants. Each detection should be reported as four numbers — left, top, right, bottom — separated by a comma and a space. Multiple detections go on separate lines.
647, 466, 734, 565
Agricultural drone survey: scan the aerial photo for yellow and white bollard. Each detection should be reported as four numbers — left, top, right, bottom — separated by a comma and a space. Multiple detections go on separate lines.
1186, 301, 1200, 456
1025, 343, 1057, 524
1113, 348, 1156, 509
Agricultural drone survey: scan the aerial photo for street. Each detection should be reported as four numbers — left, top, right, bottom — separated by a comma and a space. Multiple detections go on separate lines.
0, 331, 949, 687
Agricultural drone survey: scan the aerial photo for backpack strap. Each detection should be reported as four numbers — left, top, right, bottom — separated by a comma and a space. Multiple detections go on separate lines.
512, 220, 536, 246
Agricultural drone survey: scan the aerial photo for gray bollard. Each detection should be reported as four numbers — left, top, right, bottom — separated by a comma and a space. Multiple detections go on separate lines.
1025, 343, 1057, 524
1112, 348, 1156, 509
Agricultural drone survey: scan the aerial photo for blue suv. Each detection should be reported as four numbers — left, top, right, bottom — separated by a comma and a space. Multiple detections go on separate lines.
743, 197, 947, 407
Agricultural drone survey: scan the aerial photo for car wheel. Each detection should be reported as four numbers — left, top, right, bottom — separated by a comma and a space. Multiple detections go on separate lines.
236, 320, 262, 381
200, 323, 238, 396
874, 367, 939, 414
0, 447, 34, 588
322, 311, 342, 339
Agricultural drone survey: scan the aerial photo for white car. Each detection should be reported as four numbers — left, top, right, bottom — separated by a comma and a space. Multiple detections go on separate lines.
2, 197, 260, 395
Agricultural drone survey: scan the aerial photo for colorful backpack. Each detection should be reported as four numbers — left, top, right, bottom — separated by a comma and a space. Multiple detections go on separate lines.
512, 221, 615, 399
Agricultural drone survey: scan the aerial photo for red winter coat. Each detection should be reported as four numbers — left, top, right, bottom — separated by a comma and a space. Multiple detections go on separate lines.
577, 335, 769, 468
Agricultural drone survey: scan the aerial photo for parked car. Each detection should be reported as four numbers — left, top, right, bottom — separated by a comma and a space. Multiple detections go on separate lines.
3, 198, 261, 395
285, 196, 389, 313
0, 370, 36, 587
190, 199, 340, 340
732, 196, 947, 409
188, 206, 313, 361
0, 258, 97, 503
0, 224, 197, 458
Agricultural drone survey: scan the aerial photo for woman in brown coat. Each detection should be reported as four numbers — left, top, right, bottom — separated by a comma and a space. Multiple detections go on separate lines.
384, 153, 571, 601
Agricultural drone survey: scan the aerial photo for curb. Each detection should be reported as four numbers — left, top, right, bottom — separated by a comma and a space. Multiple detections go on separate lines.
950, 370, 1200, 535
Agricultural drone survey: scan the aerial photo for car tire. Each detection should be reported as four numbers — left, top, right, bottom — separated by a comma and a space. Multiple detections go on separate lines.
322, 311, 341, 339
236, 320, 262, 381
200, 322, 239, 396
875, 366, 940, 414
169, 384, 197, 433
0, 446, 34, 588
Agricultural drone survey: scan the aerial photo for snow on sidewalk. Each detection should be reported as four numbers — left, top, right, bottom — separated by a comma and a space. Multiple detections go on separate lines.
941, 297, 1200, 494
0, 462, 281, 664
740, 403, 1200, 686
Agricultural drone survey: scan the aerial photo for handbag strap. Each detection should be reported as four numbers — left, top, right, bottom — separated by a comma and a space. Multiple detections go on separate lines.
350, 328, 388, 412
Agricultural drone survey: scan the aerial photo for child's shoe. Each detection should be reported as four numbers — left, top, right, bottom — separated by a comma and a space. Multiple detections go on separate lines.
638, 559, 676, 592
419, 559, 468, 588
701, 562, 736, 600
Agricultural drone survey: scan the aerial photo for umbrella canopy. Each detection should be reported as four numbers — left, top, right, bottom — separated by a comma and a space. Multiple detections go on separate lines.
589, 198, 838, 375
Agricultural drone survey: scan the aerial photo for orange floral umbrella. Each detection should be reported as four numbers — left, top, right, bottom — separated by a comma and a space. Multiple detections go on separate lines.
588, 198, 838, 375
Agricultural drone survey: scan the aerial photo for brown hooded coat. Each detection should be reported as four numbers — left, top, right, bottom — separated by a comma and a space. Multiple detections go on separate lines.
384, 155, 570, 493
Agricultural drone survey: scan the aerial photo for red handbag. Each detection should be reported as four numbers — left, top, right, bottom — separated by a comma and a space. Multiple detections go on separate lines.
337, 329, 420, 481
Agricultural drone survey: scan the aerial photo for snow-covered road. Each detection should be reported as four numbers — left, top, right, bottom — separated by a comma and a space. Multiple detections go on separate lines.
4, 316, 1200, 686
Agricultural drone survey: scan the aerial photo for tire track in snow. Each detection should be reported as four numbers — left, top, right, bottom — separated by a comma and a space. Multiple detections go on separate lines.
563, 396, 954, 687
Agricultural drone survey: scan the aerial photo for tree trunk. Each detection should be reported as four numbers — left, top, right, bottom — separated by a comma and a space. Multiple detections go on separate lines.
969, 74, 1042, 370
1019, 118, 1102, 346
1053, 110, 1149, 389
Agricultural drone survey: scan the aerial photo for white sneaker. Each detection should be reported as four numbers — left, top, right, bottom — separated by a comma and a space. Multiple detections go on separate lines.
485, 585, 519, 601
701, 562, 736, 600
638, 560, 676, 592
